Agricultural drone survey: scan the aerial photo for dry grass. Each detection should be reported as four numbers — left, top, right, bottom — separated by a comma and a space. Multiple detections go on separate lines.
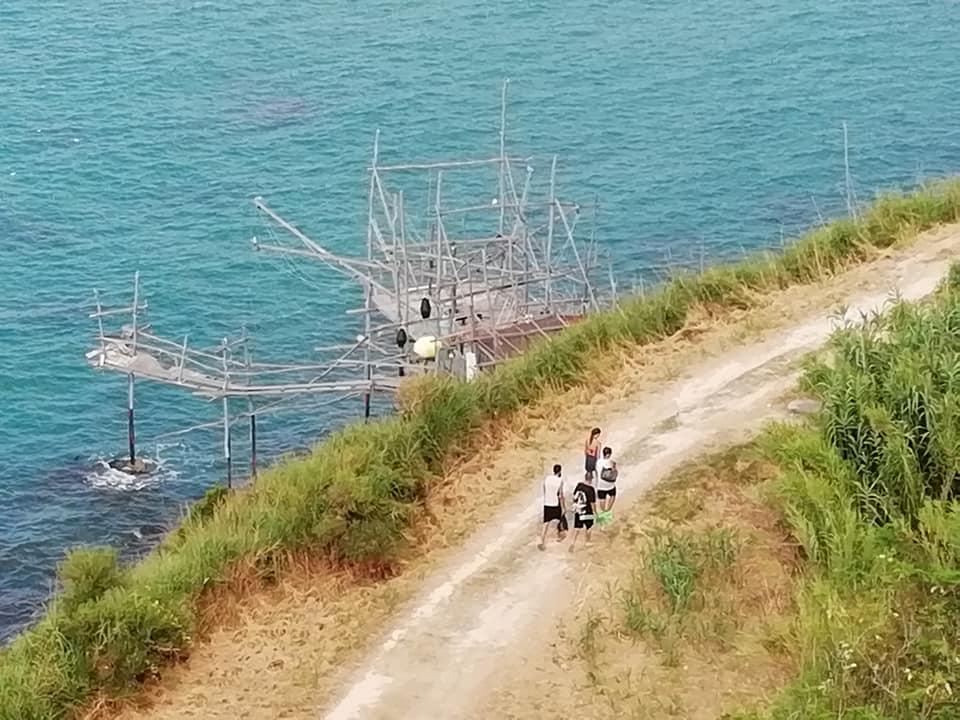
105, 224, 960, 720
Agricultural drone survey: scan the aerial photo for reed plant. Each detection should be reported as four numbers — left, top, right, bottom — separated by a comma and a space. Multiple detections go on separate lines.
2, 180, 960, 719
741, 269, 960, 719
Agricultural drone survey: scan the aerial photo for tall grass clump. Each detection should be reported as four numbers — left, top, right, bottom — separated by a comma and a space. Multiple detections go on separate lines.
741, 267, 960, 719
616, 527, 740, 667
1, 182, 959, 719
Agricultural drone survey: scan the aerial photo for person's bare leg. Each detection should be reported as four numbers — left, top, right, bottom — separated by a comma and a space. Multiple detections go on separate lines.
538, 522, 548, 550
568, 528, 579, 552
585, 527, 593, 547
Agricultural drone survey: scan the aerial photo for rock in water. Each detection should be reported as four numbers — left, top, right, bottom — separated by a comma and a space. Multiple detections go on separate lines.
787, 398, 822, 415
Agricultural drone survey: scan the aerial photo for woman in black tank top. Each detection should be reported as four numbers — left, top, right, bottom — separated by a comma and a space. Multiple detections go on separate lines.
584, 427, 601, 478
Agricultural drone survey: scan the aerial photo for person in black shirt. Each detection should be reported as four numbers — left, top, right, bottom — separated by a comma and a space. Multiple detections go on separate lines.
568, 472, 597, 552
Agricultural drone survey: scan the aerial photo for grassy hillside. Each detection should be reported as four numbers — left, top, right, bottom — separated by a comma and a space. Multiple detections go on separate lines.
1, 180, 959, 719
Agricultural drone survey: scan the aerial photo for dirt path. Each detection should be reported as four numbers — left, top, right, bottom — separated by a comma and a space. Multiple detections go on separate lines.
320, 229, 960, 720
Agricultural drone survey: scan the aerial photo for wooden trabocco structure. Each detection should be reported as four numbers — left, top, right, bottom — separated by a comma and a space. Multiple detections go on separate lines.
253, 79, 606, 383
86, 81, 608, 482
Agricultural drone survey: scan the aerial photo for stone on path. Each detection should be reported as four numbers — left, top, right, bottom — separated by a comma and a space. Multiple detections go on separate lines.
787, 398, 822, 415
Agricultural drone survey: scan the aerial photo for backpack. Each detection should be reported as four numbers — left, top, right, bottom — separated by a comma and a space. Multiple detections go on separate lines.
600, 465, 617, 482
573, 489, 587, 515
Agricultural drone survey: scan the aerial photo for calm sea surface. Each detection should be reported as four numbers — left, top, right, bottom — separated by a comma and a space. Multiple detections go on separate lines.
1, 0, 958, 640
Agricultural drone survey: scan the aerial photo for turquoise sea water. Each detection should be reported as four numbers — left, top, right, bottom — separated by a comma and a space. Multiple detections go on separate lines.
1, 0, 958, 640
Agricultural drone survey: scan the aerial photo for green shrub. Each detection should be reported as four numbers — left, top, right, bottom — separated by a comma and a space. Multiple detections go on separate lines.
57, 548, 125, 614
56, 588, 187, 691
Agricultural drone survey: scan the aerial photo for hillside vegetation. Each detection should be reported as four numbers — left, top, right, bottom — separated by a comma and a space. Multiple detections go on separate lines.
1, 180, 960, 720
740, 264, 960, 719
562, 265, 960, 719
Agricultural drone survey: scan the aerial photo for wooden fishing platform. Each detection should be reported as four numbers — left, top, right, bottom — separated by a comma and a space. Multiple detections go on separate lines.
85, 80, 609, 483
253, 79, 606, 383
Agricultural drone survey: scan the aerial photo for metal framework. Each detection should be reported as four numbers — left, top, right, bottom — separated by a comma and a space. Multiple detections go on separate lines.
85, 272, 396, 486
253, 79, 605, 379
85, 81, 609, 484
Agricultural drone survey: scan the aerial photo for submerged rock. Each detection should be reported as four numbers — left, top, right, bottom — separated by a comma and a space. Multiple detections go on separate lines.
107, 457, 158, 475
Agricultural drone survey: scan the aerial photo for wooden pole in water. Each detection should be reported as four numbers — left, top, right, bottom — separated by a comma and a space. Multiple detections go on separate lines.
128, 272, 141, 466
546, 156, 557, 312
223, 396, 232, 489
499, 87, 514, 307
243, 334, 257, 480
249, 410, 256, 480
842, 121, 857, 220
363, 132, 378, 420
221, 338, 232, 489
498, 79, 509, 236
127, 374, 136, 465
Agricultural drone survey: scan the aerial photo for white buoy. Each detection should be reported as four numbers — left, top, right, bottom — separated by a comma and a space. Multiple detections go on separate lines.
413, 335, 440, 359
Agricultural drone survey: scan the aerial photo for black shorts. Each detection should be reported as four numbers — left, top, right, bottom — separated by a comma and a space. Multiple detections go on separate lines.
597, 487, 617, 500
585, 455, 597, 473
543, 505, 562, 523
574, 514, 594, 530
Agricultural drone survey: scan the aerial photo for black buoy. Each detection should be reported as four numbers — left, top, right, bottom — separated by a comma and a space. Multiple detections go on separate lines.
420, 297, 431, 319
396, 327, 408, 348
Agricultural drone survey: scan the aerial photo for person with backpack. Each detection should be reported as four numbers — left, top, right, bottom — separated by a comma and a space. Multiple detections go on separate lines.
568, 472, 597, 552
596, 446, 618, 525
538, 463, 567, 550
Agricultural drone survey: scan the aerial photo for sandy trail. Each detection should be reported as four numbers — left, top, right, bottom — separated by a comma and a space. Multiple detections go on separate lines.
320, 230, 960, 720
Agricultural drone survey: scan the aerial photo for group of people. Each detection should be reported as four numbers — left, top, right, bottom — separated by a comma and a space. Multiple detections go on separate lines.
538, 427, 618, 551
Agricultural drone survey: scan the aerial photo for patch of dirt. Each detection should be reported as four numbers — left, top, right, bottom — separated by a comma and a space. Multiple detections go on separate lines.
105, 225, 960, 720
476, 450, 797, 720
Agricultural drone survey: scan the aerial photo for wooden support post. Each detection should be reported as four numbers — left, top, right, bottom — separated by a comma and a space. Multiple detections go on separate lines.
127, 272, 141, 466
363, 132, 377, 421
93, 289, 105, 349
843, 121, 857, 219
498, 79, 509, 235
393, 191, 404, 325
131, 270, 140, 351
249, 412, 257, 480
221, 339, 232, 489
243, 336, 257, 480
177, 335, 189, 382
546, 156, 557, 311
556, 198, 598, 311
127, 374, 136, 465
223, 395, 232, 489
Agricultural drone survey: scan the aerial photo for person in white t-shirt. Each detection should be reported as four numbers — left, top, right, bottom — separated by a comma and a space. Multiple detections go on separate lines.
538, 463, 566, 550
596, 446, 619, 521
